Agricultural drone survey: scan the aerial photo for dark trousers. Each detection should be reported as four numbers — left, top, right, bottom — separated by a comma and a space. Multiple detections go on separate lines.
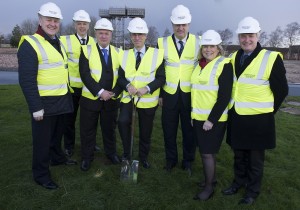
162, 97, 195, 165
80, 104, 118, 161
118, 101, 156, 160
232, 149, 265, 198
63, 87, 81, 150
32, 115, 67, 183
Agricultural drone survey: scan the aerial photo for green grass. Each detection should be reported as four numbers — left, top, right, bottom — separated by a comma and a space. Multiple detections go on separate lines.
0, 85, 299, 210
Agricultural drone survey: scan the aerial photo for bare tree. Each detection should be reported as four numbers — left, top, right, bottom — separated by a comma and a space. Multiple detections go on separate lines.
284, 22, 300, 59
196, 31, 203, 36
259, 31, 268, 46
163, 28, 171, 37
0, 33, 4, 47
218, 28, 233, 45
20, 19, 39, 35
268, 27, 283, 48
284, 22, 300, 47
60, 22, 74, 36
146, 26, 159, 47
88, 16, 97, 37
123, 32, 131, 49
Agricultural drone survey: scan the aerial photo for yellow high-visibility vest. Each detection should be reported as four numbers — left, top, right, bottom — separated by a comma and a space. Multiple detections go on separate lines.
119, 47, 164, 108
19, 34, 69, 96
230, 49, 281, 115
81, 44, 122, 100
60, 35, 96, 88
191, 56, 231, 121
157, 34, 200, 94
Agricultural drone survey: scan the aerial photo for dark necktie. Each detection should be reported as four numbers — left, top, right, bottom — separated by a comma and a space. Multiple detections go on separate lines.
81, 38, 86, 45
178, 40, 184, 57
240, 54, 249, 66
101, 48, 108, 65
136, 51, 141, 69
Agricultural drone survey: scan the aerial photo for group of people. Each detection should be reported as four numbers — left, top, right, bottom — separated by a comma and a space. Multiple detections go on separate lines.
18, 2, 288, 205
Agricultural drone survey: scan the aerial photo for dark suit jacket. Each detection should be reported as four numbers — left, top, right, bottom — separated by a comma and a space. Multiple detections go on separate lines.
79, 44, 121, 112
117, 46, 166, 97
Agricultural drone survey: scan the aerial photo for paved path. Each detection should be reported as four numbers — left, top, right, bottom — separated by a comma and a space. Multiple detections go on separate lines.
0, 71, 18, 85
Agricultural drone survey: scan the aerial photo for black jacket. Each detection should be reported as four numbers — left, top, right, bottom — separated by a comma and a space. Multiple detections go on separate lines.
18, 32, 73, 116
226, 43, 289, 150
79, 44, 122, 112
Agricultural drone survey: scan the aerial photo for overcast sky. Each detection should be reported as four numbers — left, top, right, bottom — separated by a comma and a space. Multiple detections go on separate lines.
1, 0, 300, 40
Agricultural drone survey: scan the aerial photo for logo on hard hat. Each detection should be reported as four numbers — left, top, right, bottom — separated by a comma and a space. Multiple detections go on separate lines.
49, 10, 58, 15
242, 26, 250, 29
204, 39, 212, 41
102, 24, 108, 27
136, 26, 143, 29
178, 16, 186, 20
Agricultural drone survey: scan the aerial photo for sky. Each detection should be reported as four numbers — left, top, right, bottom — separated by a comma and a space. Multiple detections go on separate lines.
1, 0, 300, 41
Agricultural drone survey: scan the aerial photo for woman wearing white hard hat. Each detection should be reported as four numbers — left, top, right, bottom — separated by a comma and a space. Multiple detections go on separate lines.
222, 17, 288, 205
18, 2, 77, 190
191, 30, 233, 201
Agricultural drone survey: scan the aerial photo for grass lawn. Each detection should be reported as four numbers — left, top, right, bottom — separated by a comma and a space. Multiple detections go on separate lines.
0, 85, 299, 210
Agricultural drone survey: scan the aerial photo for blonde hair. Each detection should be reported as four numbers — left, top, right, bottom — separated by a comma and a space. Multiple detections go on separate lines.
198, 44, 224, 60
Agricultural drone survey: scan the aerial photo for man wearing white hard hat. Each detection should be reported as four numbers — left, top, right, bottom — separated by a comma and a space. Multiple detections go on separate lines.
191, 30, 233, 201
18, 2, 77, 190
157, 5, 199, 174
79, 18, 123, 171
222, 17, 288, 205
117, 17, 165, 169
60, 10, 97, 158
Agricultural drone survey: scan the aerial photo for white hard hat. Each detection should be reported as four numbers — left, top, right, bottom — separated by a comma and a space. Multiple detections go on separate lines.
200, 30, 222, 45
38, 2, 63, 20
236, 16, 261, 34
94, 18, 113, 31
127, 17, 148, 34
170, 5, 192, 24
73, 10, 91, 22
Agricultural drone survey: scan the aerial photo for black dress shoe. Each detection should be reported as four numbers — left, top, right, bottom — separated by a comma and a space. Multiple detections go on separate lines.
197, 180, 218, 188
142, 160, 151, 169
238, 196, 255, 205
64, 149, 74, 157
182, 162, 192, 176
65, 159, 77, 165
108, 155, 121, 164
193, 188, 214, 201
222, 185, 240, 195
94, 145, 100, 152
50, 158, 77, 166
80, 160, 91, 171
163, 162, 176, 172
37, 180, 58, 190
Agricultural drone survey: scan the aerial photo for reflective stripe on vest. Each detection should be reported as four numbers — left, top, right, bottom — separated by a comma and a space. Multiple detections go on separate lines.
24, 35, 69, 96
232, 50, 277, 115
159, 35, 199, 94
191, 56, 230, 121
60, 35, 95, 88
81, 45, 121, 100
120, 47, 164, 108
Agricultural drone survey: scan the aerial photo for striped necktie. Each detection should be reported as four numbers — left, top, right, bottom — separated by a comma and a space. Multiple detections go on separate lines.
136, 51, 141, 69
